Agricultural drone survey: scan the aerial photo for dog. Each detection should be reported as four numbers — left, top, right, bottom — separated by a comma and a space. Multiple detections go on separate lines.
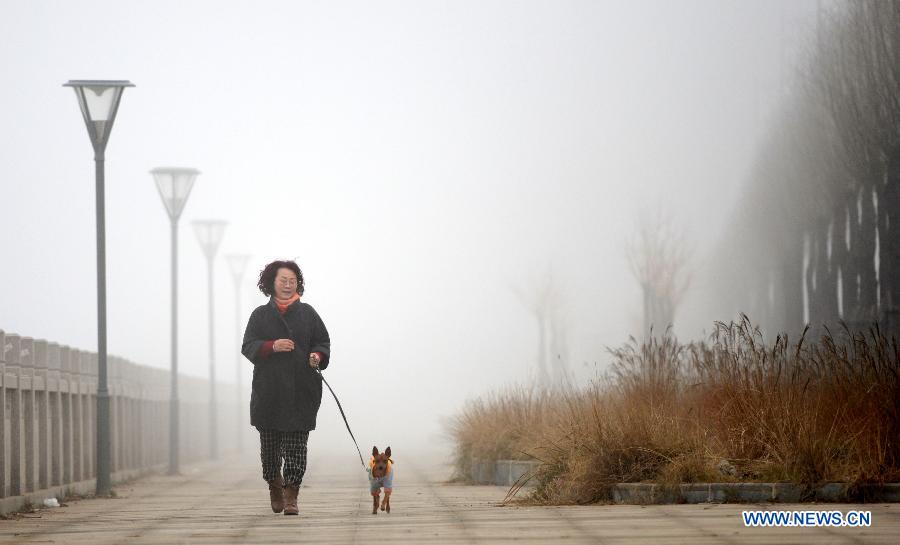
368, 446, 393, 514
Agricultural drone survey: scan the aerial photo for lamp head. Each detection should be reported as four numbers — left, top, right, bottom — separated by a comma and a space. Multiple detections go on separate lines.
63, 80, 134, 153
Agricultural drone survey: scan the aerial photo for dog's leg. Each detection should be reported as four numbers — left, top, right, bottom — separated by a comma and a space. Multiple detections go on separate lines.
372, 491, 380, 515
383, 489, 391, 513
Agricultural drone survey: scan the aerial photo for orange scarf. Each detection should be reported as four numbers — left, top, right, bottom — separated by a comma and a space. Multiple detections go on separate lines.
274, 293, 300, 314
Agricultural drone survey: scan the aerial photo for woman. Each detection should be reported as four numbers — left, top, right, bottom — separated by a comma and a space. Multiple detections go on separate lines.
241, 260, 330, 516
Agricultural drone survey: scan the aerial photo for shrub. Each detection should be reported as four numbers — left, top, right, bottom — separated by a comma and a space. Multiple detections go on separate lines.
449, 317, 900, 504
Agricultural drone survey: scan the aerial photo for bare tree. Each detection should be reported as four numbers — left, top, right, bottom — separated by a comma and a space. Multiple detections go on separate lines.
626, 209, 691, 339
511, 269, 570, 388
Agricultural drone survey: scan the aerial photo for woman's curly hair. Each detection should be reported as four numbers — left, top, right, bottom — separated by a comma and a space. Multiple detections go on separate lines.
257, 260, 305, 297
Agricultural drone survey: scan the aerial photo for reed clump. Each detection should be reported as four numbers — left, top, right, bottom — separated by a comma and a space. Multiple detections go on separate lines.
449, 317, 900, 504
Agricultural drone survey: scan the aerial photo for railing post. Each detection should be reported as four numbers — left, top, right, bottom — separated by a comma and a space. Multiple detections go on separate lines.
85, 352, 97, 479
34, 339, 50, 491
119, 359, 126, 472
72, 349, 84, 483
134, 363, 143, 470
48, 342, 62, 487
131, 368, 137, 470
181, 375, 188, 462
108, 355, 118, 474
115, 358, 121, 473
20, 337, 36, 493
60, 345, 73, 486
0, 330, 7, 498
121, 359, 131, 471
136, 365, 144, 470
120, 358, 127, 471
6, 334, 22, 497
158, 370, 165, 467
119, 359, 127, 472
150, 371, 156, 468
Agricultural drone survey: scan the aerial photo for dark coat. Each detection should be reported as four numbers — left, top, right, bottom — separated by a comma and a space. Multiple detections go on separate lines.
241, 298, 331, 431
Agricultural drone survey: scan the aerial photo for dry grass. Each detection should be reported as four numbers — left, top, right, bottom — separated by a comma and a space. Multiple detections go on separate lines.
448, 317, 900, 504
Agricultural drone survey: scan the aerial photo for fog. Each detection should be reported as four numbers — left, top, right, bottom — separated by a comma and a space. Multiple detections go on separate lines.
0, 1, 818, 460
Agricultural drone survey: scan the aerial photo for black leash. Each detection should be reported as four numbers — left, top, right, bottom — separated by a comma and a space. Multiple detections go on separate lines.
273, 305, 368, 473
317, 368, 368, 473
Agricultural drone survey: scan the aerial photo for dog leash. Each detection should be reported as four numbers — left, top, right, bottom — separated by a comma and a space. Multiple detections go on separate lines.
273, 307, 368, 473
316, 368, 369, 473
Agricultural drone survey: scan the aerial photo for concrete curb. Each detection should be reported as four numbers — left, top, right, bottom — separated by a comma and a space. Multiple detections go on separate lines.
608, 482, 900, 504
468, 460, 900, 503
470, 459, 539, 487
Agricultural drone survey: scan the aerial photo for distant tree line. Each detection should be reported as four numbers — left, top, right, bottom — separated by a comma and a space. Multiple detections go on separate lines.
711, 1, 900, 338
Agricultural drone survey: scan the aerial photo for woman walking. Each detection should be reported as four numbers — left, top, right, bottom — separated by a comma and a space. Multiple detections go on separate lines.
241, 260, 331, 515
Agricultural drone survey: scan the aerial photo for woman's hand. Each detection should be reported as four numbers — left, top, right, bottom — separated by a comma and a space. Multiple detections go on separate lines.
308, 352, 321, 369
273, 339, 295, 352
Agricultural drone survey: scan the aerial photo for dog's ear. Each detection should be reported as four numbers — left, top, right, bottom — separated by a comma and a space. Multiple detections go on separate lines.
385, 446, 391, 458
372, 446, 379, 456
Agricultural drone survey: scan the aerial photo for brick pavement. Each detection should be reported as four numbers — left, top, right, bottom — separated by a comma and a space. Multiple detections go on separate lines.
1, 456, 898, 544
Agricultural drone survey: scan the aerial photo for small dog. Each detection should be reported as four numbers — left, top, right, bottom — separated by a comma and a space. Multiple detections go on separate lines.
368, 446, 393, 514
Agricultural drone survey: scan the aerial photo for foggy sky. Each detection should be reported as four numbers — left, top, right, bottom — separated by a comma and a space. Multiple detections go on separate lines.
0, 0, 817, 454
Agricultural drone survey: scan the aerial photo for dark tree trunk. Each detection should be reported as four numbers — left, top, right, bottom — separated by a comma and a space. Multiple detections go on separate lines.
831, 202, 849, 321
820, 215, 840, 324
642, 283, 651, 339
807, 224, 826, 327
779, 233, 805, 336
855, 182, 879, 323
880, 151, 900, 337
769, 259, 784, 336
764, 264, 777, 341
845, 197, 860, 316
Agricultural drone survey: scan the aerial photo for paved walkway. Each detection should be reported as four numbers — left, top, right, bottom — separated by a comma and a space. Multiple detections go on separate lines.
1, 457, 898, 544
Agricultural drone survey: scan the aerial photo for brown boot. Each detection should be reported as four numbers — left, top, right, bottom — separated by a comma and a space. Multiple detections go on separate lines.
268, 474, 284, 513
283, 484, 299, 515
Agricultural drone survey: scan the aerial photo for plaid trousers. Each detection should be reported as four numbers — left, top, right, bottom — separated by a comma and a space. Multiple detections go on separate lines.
259, 429, 310, 486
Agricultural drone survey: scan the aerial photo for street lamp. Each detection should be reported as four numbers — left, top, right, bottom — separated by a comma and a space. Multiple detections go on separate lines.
225, 253, 252, 452
193, 220, 227, 460
151, 167, 199, 474
63, 79, 134, 496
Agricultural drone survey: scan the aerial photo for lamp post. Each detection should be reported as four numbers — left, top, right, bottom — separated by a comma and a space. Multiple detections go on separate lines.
151, 167, 199, 474
225, 254, 252, 452
193, 220, 227, 459
63, 80, 133, 496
